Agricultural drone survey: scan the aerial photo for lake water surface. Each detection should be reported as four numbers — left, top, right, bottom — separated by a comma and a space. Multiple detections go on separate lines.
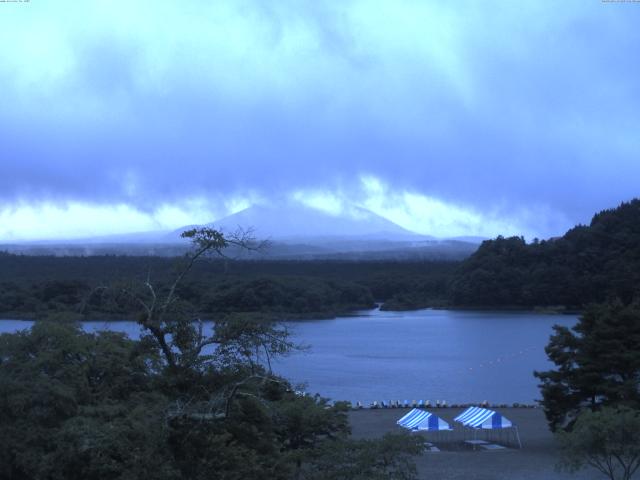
0, 308, 576, 404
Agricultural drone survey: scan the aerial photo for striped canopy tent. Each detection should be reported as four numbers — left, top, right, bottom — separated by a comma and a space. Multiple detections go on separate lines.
455, 407, 513, 429
454, 406, 521, 448
397, 408, 452, 431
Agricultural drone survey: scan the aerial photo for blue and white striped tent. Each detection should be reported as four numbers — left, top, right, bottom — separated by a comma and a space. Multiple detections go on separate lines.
454, 406, 483, 424
454, 406, 513, 429
397, 408, 452, 431
454, 406, 521, 448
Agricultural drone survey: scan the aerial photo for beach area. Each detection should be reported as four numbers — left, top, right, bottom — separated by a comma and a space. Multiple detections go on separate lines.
349, 408, 602, 480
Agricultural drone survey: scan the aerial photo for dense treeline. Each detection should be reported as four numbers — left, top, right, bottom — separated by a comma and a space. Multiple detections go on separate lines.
0, 229, 425, 480
450, 200, 640, 309
3, 199, 639, 318
0, 254, 455, 320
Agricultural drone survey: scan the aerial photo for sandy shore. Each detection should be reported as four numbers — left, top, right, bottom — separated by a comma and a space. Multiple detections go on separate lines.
348, 408, 601, 480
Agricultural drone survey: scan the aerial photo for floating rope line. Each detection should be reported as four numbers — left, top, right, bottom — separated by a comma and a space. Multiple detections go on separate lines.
461, 345, 538, 374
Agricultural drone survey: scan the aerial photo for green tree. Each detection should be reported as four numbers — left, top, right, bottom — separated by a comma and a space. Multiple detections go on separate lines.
557, 406, 640, 480
0, 322, 171, 480
300, 433, 426, 480
0, 228, 426, 479
535, 302, 640, 431
124, 227, 269, 373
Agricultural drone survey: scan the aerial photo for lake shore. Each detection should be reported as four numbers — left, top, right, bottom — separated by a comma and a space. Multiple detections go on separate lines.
0, 303, 583, 323
381, 303, 583, 315
2, 309, 578, 404
348, 408, 600, 479
0, 307, 372, 323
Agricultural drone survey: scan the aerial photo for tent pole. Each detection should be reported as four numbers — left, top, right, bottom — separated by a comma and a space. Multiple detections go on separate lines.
515, 426, 522, 449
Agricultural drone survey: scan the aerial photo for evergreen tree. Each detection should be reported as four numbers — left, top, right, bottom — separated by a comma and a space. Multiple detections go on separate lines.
535, 302, 640, 431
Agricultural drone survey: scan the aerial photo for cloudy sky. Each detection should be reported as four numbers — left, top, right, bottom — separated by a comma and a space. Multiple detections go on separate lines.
1, 1, 639, 241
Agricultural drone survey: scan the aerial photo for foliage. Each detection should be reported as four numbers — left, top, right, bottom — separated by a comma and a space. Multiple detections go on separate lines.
300, 433, 426, 480
4, 198, 640, 316
535, 302, 640, 431
557, 406, 640, 480
0, 311, 422, 479
0, 255, 455, 319
0, 228, 425, 479
0, 322, 173, 480
451, 199, 640, 308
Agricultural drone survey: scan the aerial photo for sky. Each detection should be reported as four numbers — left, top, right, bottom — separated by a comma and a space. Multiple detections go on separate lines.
1, 0, 639, 241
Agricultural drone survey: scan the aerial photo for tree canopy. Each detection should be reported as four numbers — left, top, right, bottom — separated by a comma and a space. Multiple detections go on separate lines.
0, 228, 425, 480
557, 406, 640, 480
451, 199, 640, 308
535, 302, 640, 431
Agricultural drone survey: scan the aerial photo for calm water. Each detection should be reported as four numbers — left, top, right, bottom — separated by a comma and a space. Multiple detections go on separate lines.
0, 308, 576, 404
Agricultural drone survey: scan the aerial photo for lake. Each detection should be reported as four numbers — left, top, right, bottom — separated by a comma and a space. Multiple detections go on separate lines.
0, 308, 576, 405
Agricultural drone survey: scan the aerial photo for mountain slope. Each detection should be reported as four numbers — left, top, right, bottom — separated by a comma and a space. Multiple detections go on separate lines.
1, 203, 481, 260
162, 203, 481, 260
449, 199, 640, 307
199, 203, 425, 241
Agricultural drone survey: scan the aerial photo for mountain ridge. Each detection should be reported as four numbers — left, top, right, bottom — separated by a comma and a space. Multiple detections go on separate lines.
1, 202, 483, 259
171, 203, 428, 242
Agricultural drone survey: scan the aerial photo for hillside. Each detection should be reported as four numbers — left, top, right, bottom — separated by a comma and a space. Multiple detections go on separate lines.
448, 199, 640, 308
197, 203, 422, 240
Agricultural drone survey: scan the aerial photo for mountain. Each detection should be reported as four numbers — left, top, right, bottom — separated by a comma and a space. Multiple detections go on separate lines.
449, 199, 640, 308
172, 203, 427, 242
1, 203, 480, 260
164, 203, 481, 260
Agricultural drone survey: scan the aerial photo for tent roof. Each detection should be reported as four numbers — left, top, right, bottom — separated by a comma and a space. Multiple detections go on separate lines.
397, 408, 452, 431
454, 406, 513, 429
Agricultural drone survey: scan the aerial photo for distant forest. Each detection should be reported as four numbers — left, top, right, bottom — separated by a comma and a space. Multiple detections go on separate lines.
0, 256, 454, 320
1, 199, 639, 320
450, 199, 640, 309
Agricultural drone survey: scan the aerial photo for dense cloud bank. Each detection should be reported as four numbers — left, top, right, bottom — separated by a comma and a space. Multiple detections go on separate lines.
0, 1, 639, 238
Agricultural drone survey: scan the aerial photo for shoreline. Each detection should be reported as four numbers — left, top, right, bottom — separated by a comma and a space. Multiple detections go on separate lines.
0, 303, 584, 323
348, 408, 601, 479
382, 304, 583, 315
0, 306, 374, 323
